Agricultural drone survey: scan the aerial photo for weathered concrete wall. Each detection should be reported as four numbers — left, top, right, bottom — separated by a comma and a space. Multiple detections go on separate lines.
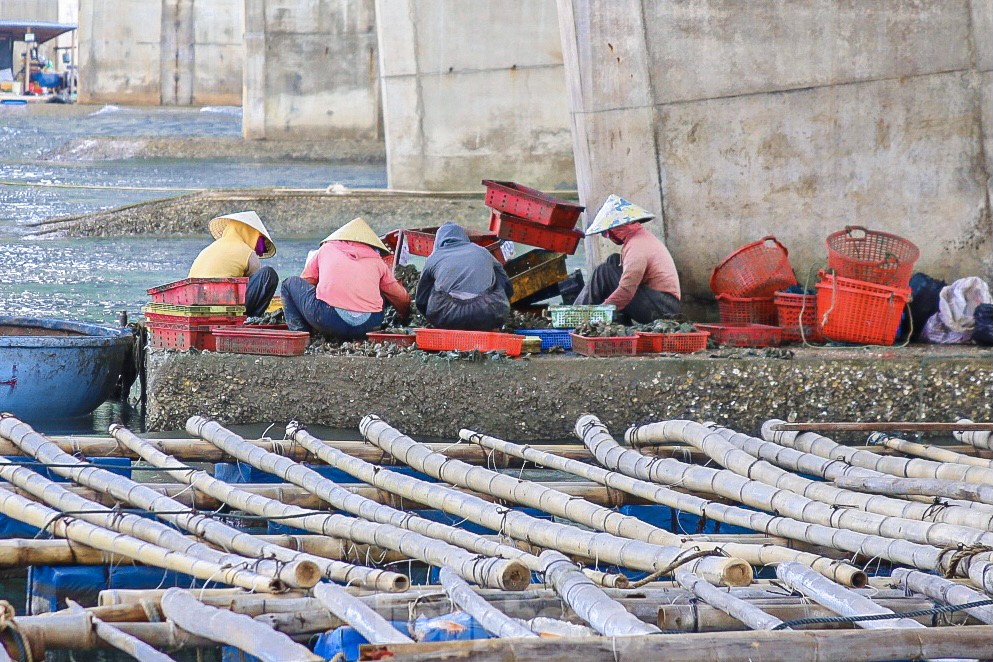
243, 0, 380, 140
78, 0, 242, 105
559, 0, 993, 298
375, 0, 575, 190
0, 0, 58, 20
146, 347, 993, 439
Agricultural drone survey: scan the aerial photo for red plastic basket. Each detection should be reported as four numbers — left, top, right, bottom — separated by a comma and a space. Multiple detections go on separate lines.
144, 312, 246, 328
148, 322, 216, 351
366, 332, 416, 348
716, 294, 777, 325
774, 292, 824, 343
815, 272, 910, 346
570, 334, 637, 357
414, 329, 524, 356
402, 227, 507, 263
211, 328, 310, 356
695, 324, 783, 347
482, 180, 585, 229
710, 237, 797, 297
147, 278, 248, 306
636, 331, 709, 354
826, 226, 919, 288
488, 211, 583, 255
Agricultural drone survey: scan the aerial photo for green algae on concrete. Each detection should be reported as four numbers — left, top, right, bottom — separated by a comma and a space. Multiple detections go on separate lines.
146, 346, 993, 441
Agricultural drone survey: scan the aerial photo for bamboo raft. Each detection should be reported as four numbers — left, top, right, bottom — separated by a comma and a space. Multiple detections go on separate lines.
0, 413, 988, 660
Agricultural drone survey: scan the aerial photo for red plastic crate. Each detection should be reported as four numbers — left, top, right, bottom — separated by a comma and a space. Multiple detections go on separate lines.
147, 278, 248, 306
710, 237, 797, 297
774, 292, 824, 343
695, 324, 783, 347
489, 211, 583, 255
570, 334, 637, 357
482, 179, 585, 229
826, 226, 919, 288
816, 272, 910, 346
211, 328, 310, 356
148, 322, 216, 351
636, 331, 709, 354
402, 227, 507, 263
366, 332, 416, 348
245, 324, 289, 330
716, 294, 777, 325
414, 329, 523, 356
144, 312, 246, 328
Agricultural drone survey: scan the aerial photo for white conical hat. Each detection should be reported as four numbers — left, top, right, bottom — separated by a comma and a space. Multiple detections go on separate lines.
322, 217, 390, 252
208, 211, 277, 258
584, 194, 656, 236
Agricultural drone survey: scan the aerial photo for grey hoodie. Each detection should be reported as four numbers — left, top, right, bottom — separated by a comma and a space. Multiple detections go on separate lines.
415, 223, 512, 312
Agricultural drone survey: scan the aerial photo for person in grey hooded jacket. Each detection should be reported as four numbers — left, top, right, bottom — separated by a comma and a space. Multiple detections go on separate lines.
415, 222, 513, 330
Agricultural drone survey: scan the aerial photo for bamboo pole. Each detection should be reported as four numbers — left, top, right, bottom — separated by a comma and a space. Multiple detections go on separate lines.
834, 475, 993, 505
438, 567, 537, 639
178, 420, 529, 591
312, 583, 413, 644
761, 419, 993, 486
540, 551, 661, 636
363, 626, 993, 662
159, 589, 321, 662
463, 428, 866, 587
956, 419, 993, 450
0, 416, 369, 590
775, 562, 923, 630
672, 568, 784, 630
578, 415, 993, 589
0, 434, 311, 591
359, 416, 751, 586
891, 568, 993, 625
706, 424, 993, 520
66, 599, 175, 662
287, 424, 632, 588
627, 419, 993, 551
0, 483, 276, 592
874, 435, 993, 468
768, 422, 993, 432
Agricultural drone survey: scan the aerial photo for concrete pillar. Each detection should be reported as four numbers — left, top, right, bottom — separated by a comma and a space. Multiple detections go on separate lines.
375, 0, 575, 191
559, 0, 993, 300
242, 0, 266, 138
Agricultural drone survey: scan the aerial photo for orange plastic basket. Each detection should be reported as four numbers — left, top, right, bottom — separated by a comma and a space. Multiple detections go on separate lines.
710, 236, 797, 297
826, 226, 919, 288
716, 294, 777, 325
147, 278, 248, 306
636, 331, 709, 354
774, 292, 823, 343
414, 329, 524, 356
815, 272, 910, 346
695, 324, 783, 347
570, 334, 637, 357
211, 328, 310, 356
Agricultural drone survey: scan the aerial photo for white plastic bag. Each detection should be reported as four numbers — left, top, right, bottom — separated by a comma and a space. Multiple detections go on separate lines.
921, 277, 991, 343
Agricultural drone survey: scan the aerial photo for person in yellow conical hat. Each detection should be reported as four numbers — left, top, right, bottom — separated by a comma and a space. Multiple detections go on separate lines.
188, 211, 279, 317
280, 217, 411, 338
574, 194, 681, 323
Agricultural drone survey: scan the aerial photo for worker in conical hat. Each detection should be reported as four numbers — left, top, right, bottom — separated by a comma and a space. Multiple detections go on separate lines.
415, 222, 512, 330
574, 194, 681, 323
281, 217, 410, 338
188, 211, 279, 317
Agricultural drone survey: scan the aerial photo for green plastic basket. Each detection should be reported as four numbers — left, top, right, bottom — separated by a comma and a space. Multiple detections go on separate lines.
547, 304, 615, 328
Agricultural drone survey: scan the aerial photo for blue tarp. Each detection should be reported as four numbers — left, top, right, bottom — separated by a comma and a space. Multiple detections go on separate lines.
214, 462, 436, 485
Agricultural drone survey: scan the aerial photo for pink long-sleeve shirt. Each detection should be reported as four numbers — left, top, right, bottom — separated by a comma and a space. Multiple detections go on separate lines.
301, 240, 410, 317
603, 223, 681, 309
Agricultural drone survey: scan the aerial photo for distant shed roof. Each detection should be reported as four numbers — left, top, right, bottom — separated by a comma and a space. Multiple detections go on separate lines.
0, 21, 77, 44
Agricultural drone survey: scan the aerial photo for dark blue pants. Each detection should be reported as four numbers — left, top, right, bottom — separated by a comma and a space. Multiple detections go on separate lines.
246, 266, 279, 317
281, 277, 384, 339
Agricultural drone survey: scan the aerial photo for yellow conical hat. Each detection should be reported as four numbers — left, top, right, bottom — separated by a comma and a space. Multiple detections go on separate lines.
322, 217, 390, 252
208, 211, 277, 258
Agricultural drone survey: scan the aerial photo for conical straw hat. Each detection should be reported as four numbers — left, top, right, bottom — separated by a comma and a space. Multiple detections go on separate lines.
322, 217, 390, 252
208, 211, 277, 258
584, 194, 655, 236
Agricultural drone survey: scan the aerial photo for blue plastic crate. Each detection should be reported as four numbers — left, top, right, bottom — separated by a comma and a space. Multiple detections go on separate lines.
513, 328, 574, 351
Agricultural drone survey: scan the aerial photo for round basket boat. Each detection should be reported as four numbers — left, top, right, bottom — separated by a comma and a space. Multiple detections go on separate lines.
0, 317, 134, 421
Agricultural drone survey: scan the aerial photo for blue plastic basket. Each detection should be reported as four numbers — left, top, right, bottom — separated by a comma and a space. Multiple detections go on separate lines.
514, 328, 574, 351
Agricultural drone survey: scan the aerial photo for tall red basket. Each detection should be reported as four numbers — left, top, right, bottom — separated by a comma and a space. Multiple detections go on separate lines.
826, 226, 919, 288
815, 272, 910, 346
710, 236, 797, 297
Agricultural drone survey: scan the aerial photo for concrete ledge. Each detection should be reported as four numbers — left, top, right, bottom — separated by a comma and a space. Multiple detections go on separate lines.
146, 346, 993, 439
